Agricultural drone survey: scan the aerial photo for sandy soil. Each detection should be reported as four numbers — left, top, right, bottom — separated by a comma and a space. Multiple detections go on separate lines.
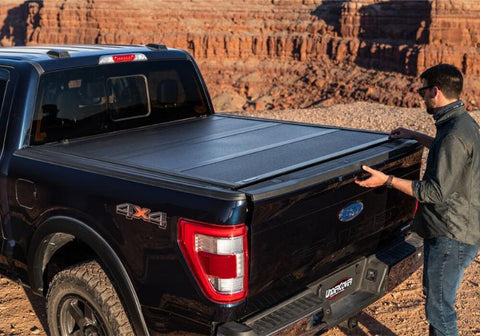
0, 102, 479, 336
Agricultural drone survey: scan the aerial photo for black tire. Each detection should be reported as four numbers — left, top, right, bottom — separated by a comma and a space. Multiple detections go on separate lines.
46, 260, 135, 336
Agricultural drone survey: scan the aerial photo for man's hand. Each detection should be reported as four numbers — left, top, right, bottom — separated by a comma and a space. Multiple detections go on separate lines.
389, 127, 433, 149
355, 165, 388, 188
389, 127, 415, 140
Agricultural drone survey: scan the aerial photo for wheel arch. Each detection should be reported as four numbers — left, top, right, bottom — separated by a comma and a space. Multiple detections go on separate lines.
27, 215, 150, 336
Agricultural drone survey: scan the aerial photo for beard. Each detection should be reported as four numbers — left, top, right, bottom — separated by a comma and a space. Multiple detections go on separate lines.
425, 100, 435, 115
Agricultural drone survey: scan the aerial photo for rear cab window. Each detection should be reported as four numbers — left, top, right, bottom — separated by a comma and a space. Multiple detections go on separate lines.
31, 60, 210, 145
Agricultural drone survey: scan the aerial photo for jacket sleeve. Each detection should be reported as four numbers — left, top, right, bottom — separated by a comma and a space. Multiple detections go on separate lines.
412, 135, 469, 204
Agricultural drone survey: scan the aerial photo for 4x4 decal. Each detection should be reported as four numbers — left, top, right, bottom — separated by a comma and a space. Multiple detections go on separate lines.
116, 203, 167, 229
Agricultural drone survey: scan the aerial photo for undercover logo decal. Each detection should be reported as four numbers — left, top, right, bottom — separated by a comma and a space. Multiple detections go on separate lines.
325, 277, 353, 300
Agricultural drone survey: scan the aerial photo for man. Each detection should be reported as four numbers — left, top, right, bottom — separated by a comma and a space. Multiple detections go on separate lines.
355, 64, 480, 336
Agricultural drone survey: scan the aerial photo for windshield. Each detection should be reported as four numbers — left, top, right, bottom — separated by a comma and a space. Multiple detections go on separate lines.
31, 60, 210, 145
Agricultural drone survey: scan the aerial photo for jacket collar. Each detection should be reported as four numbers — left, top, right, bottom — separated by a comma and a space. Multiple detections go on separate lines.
433, 100, 465, 127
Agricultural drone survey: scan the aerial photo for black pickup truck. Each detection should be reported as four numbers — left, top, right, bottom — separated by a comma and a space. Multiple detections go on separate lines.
0, 44, 423, 336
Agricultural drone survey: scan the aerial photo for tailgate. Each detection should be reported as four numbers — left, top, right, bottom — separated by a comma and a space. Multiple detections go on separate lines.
240, 139, 423, 314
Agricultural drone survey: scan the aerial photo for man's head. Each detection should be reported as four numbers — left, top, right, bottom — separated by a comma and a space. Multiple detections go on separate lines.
418, 64, 463, 114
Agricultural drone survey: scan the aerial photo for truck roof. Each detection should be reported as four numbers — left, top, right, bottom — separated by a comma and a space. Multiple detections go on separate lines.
0, 44, 189, 72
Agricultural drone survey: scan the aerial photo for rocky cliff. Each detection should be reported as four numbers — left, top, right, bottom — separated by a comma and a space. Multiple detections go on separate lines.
1, 0, 479, 112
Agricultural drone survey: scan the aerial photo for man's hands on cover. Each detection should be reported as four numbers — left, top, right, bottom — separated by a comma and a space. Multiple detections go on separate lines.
389, 127, 416, 140
389, 127, 433, 149
355, 165, 388, 188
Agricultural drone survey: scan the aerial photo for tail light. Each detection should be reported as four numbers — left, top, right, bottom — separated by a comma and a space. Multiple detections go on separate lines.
178, 218, 248, 303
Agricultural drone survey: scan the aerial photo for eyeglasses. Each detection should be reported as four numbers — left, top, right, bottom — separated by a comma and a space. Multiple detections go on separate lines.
417, 85, 434, 96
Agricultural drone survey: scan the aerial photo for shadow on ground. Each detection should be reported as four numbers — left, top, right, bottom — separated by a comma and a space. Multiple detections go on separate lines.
335, 312, 396, 336
24, 286, 49, 334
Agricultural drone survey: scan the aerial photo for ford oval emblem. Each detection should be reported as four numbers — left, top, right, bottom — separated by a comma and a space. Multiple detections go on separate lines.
338, 201, 364, 222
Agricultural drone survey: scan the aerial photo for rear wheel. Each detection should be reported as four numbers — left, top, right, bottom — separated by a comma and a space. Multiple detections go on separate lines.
46, 260, 135, 336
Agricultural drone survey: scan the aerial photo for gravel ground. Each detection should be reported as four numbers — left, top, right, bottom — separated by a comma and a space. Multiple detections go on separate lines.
227, 101, 451, 136
0, 102, 479, 336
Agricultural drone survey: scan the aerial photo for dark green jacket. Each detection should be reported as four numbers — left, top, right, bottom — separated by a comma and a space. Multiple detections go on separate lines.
412, 100, 480, 246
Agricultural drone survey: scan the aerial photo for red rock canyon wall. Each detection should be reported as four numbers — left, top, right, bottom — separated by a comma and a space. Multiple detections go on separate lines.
1, 0, 479, 111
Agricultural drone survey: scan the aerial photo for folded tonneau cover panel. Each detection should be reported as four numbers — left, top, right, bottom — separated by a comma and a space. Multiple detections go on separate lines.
36, 114, 389, 189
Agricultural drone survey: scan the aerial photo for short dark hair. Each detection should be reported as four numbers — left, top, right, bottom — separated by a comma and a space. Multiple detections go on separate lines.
420, 64, 463, 99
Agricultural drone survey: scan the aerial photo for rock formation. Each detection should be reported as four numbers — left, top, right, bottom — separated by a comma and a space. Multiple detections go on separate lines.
0, 0, 479, 112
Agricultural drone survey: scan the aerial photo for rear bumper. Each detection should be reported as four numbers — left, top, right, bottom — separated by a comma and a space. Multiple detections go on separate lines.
217, 232, 423, 336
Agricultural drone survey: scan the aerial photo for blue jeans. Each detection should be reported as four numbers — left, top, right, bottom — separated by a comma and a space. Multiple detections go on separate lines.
423, 237, 479, 336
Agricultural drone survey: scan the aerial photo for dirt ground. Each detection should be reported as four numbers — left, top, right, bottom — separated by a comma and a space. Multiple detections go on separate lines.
1, 102, 479, 336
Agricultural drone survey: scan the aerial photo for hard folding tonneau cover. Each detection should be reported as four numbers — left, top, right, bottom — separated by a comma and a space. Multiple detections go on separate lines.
34, 114, 403, 195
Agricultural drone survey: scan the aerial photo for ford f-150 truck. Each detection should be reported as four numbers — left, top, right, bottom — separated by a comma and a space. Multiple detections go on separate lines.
0, 44, 424, 336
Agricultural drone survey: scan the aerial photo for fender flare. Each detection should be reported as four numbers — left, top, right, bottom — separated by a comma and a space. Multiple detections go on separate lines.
27, 216, 150, 336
